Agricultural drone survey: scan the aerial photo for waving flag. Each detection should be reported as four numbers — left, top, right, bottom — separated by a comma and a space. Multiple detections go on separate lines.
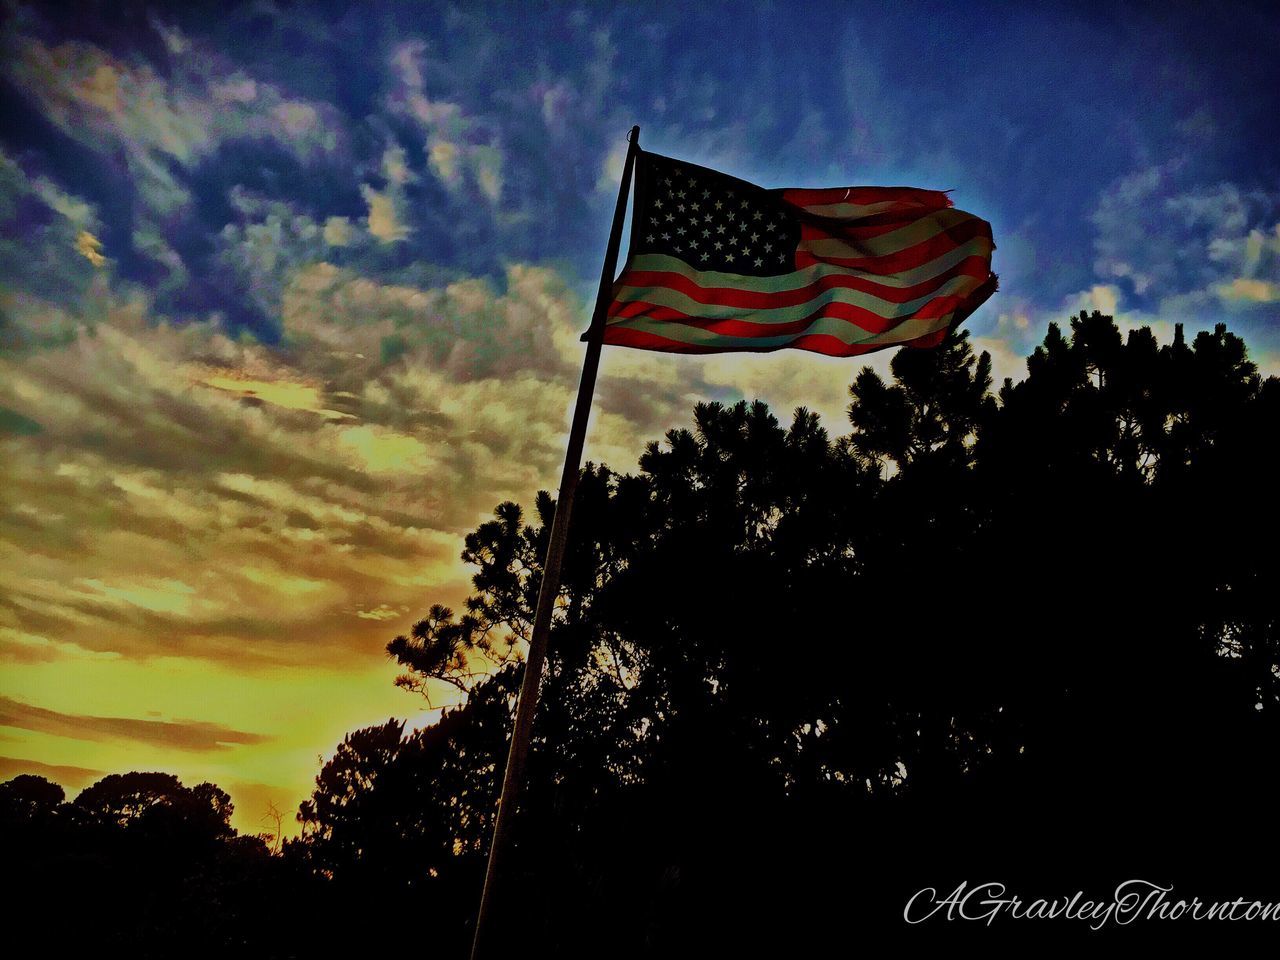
600, 150, 996, 356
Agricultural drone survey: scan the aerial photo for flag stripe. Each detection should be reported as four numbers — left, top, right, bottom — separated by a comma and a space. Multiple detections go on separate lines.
607, 290, 971, 337
793, 205, 972, 240
797, 218, 993, 272
601, 325, 949, 356
782, 186, 952, 212
603, 311, 955, 352
797, 206, 981, 256
615, 241, 993, 295
609, 270, 983, 327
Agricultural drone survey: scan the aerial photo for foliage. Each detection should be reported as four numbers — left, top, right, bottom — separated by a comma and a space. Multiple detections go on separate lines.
7, 313, 1278, 954
342, 315, 1279, 951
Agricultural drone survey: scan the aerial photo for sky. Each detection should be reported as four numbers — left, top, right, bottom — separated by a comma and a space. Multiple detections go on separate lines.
2, 0, 1279, 837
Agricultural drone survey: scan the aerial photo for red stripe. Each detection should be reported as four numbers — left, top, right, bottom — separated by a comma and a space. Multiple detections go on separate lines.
782, 186, 952, 211
601, 324, 953, 357
799, 209, 946, 240
610, 255, 991, 312
796, 217, 992, 273
608, 292, 970, 338
799, 213, 986, 245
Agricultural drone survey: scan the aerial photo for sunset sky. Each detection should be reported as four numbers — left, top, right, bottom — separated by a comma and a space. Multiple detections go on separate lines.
3, 0, 1279, 836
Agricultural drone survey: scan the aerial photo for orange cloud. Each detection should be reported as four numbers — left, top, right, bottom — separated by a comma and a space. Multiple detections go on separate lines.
0, 696, 270, 751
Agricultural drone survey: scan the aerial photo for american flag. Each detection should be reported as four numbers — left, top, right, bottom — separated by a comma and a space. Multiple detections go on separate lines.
600, 150, 997, 356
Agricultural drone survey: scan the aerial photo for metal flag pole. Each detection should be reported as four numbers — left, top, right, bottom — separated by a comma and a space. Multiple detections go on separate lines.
469, 124, 641, 960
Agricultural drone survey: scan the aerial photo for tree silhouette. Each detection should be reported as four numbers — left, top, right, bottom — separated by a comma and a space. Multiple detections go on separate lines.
0, 772, 64, 819
317, 313, 1278, 952
1, 769, 305, 955
7, 311, 1277, 954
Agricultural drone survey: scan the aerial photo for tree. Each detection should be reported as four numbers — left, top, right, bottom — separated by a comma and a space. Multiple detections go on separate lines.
0, 773, 64, 820
296, 313, 1278, 952
76, 771, 234, 842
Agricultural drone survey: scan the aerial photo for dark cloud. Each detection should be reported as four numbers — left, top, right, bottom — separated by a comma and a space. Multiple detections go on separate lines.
0, 755, 104, 789
0, 406, 42, 435
0, 696, 271, 751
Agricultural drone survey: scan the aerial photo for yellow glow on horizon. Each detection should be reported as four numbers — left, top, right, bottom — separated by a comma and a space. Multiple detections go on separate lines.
1, 651, 466, 837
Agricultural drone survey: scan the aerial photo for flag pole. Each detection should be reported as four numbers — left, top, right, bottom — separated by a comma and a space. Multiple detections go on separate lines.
469, 124, 640, 960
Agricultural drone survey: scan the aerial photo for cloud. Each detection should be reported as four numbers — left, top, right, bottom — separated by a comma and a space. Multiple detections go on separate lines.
0, 756, 104, 789
0, 696, 269, 752
1, 16, 352, 336
322, 216, 355, 247
361, 183, 411, 243
387, 41, 502, 202
0, 262, 591, 669
0, 149, 103, 321
3, 26, 342, 167
75, 229, 106, 267
1216, 276, 1279, 303
1089, 164, 1280, 321
969, 165, 1280, 378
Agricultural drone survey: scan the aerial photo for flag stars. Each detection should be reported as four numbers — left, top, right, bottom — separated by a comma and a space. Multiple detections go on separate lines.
641, 158, 800, 276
